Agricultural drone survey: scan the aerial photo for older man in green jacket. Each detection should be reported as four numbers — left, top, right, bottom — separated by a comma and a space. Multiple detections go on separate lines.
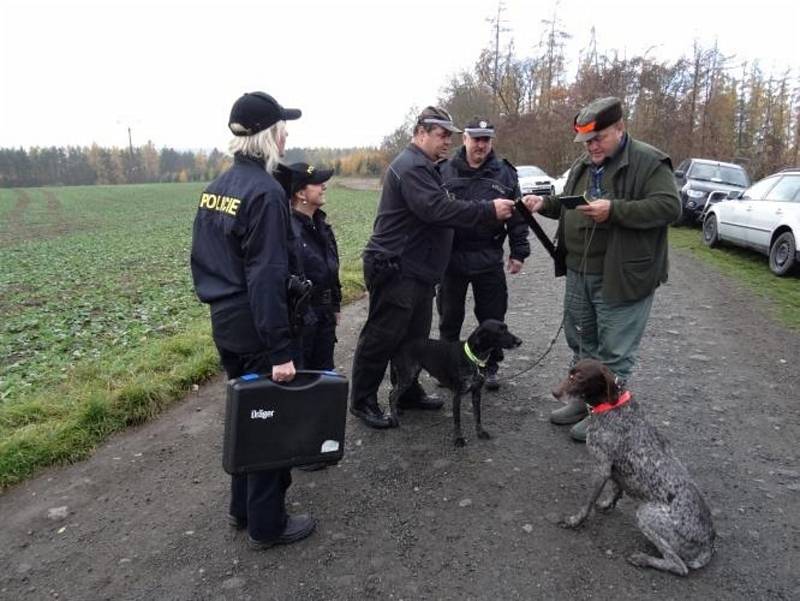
524, 96, 681, 442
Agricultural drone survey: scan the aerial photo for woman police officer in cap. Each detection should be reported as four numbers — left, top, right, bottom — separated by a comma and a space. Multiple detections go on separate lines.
277, 162, 342, 374
190, 91, 316, 549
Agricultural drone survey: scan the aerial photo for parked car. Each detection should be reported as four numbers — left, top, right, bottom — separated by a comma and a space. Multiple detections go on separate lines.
553, 168, 570, 195
674, 158, 751, 225
702, 168, 800, 276
517, 165, 555, 196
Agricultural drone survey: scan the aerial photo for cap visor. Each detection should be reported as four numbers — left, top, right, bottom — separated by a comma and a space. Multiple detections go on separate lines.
465, 128, 496, 138
574, 131, 596, 142
282, 108, 302, 121
310, 168, 334, 184
441, 123, 462, 133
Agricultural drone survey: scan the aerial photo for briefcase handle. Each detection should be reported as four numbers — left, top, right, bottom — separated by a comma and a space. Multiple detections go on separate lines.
239, 369, 344, 391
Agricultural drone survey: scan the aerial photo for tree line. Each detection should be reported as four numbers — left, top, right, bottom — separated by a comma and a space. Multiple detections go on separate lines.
0, 143, 232, 188
405, 8, 799, 181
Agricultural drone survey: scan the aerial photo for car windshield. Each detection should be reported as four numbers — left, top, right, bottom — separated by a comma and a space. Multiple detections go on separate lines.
741, 176, 779, 200
689, 163, 749, 186
517, 166, 547, 178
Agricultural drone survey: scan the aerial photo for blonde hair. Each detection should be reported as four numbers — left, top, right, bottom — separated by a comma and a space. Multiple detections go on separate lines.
228, 121, 286, 172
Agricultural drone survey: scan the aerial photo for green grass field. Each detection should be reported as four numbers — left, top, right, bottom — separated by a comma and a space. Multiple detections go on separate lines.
0, 182, 377, 487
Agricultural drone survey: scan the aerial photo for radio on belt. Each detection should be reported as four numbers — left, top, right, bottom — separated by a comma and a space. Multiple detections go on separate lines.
223, 370, 348, 474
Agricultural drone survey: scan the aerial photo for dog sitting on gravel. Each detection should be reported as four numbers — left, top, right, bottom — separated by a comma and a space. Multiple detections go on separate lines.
389, 319, 522, 446
553, 359, 716, 576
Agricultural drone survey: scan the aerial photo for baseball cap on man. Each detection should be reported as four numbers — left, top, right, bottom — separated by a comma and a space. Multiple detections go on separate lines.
573, 97, 623, 142
417, 106, 462, 133
283, 162, 334, 196
464, 117, 496, 138
228, 92, 302, 136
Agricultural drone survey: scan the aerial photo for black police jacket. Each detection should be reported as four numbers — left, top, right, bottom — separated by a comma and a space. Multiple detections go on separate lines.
190, 153, 297, 365
440, 148, 530, 275
364, 143, 496, 284
291, 209, 342, 312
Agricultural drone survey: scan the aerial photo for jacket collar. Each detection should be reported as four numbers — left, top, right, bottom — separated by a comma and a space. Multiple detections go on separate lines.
450, 146, 498, 173
580, 132, 630, 171
292, 208, 327, 227
234, 153, 266, 169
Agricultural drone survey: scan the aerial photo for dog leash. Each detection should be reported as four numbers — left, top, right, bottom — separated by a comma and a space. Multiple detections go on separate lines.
502, 315, 565, 382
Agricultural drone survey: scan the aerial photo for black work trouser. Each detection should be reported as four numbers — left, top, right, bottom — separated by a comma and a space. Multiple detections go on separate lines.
350, 259, 434, 409
210, 302, 291, 543
290, 306, 337, 371
437, 265, 509, 369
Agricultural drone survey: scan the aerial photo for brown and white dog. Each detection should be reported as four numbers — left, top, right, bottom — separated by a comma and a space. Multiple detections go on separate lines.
553, 359, 716, 576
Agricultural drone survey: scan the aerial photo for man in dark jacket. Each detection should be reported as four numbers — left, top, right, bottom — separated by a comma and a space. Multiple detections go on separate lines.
350, 106, 516, 429
523, 97, 681, 442
438, 118, 531, 389
190, 91, 316, 549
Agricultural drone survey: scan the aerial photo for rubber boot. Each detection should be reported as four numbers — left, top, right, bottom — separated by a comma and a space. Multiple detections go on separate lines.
569, 416, 589, 442
550, 397, 588, 425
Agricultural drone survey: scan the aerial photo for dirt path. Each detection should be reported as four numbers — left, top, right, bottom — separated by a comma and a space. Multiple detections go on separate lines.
1, 245, 799, 601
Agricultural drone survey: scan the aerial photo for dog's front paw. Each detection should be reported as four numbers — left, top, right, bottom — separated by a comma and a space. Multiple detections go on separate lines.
558, 513, 585, 529
477, 429, 491, 440
454, 437, 466, 447
626, 552, 652, 568
595, 498, 618, 513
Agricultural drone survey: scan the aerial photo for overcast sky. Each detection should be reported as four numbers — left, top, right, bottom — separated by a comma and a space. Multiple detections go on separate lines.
1, 0, 797, 152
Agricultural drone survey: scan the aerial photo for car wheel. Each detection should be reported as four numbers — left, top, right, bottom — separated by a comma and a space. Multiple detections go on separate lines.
702, 214, 720, 247
769, 231, 797, 276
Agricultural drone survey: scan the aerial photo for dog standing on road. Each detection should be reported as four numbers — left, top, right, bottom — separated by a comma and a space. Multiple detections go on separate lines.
389, 319, 522, 446
554, 359, 716, 576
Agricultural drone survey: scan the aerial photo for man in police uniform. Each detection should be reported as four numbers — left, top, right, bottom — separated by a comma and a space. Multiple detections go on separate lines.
350, 106, 517, 429
438, 118, 530, 389
190, 91, 316, 548
523, 97, 680, 441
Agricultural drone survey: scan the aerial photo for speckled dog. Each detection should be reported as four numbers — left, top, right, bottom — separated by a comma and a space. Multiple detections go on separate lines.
553, 359, 716, 576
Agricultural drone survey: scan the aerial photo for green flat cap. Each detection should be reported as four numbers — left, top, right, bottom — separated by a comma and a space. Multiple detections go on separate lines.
573, 97, 623, 142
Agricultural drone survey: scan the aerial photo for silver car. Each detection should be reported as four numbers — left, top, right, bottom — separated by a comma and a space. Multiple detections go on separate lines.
702, 168, 800, 276
517, 165, 555, 196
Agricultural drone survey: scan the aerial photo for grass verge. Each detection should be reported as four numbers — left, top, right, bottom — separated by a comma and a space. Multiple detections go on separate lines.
669, 226, 800, 331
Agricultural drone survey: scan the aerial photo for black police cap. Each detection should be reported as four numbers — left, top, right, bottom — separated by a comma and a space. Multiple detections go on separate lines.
228, 92, 301, 136
275, 162, 334, 197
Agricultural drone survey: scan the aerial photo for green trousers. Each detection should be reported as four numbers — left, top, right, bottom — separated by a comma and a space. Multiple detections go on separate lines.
563, 269, 654, 381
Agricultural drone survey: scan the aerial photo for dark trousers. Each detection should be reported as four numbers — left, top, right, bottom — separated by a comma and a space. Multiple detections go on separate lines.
437, 266, 508, 369
211, 302, 291, 542
291, 306, 337, 371
350, 260, 434, 409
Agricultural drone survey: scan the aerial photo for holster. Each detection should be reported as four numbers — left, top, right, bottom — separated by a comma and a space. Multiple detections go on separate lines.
286, 275, 313, 337
364, 252, 401, 291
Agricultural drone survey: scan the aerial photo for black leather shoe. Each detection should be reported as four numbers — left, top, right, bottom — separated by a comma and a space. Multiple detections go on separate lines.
248, 514, 317, 550
350, 403, 396, 429
228, 514, 247, 530
397, 393, 444, 411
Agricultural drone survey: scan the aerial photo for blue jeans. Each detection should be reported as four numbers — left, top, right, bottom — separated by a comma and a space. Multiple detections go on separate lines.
563, 269, 654, 381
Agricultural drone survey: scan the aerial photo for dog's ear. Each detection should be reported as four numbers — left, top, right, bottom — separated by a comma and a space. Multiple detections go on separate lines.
574, 360, 613, 406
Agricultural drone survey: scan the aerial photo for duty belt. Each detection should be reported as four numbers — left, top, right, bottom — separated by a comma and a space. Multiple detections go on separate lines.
311, 288, 333, 305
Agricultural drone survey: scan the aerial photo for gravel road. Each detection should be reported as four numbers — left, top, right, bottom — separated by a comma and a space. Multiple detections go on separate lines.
1, 242, 798, 601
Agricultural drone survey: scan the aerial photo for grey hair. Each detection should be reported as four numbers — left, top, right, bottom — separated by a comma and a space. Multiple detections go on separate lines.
228, 121, 286, 172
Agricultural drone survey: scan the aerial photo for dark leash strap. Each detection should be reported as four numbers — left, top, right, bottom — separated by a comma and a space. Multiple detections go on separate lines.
514, 199, 557, 260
